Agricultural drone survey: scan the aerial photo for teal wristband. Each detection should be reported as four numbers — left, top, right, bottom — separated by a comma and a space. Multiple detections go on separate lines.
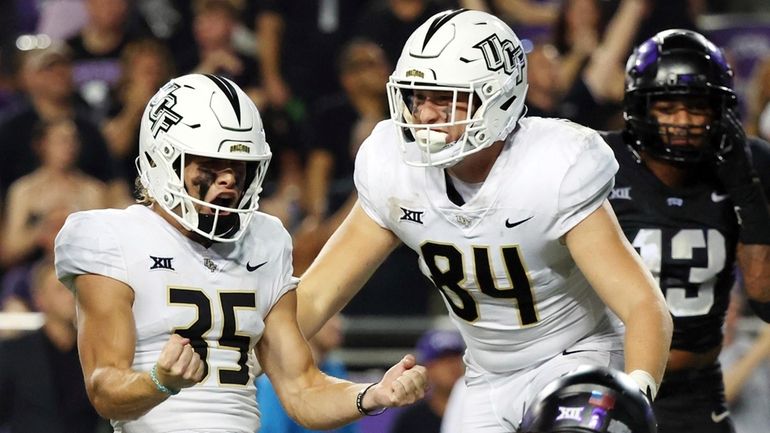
150, 364, 179, 395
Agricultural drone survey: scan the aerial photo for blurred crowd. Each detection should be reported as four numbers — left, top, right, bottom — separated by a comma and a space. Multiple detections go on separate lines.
1, 0, 770, 432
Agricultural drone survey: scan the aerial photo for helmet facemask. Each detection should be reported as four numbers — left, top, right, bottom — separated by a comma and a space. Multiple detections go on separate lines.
625, 91, 730, 164
388, 81, 487, 167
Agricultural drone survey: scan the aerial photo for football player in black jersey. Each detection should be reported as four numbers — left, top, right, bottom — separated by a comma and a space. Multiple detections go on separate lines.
602, 29, 770, 433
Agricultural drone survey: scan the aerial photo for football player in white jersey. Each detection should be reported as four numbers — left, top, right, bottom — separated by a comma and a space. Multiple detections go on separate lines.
54, 74, 427, 433
295, 10, 673, 433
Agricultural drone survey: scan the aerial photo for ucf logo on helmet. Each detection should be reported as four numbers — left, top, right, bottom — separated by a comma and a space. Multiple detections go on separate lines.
148, 82, 183, 138
474, 34, 525, 85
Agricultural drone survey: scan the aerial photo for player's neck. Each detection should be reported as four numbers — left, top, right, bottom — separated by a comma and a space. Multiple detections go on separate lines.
641, 153, 701, 189
446, 141, 504, 183
153, 205, 214, 248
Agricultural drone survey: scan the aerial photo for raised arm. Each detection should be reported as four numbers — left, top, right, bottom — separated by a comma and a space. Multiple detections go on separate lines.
565, 201, 673, 390
257, 290, 426, 430
74, 274, 203, 420
296, 201, 400, 338
582, 0, 649, 102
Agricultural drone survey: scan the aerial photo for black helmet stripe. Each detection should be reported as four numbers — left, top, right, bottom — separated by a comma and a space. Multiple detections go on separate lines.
423, 9, 469, 51
204, 74, 242, 125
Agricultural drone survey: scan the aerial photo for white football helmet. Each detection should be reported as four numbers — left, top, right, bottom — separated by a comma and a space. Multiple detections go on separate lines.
137, 74, 271, 243
387, 9, 528, 167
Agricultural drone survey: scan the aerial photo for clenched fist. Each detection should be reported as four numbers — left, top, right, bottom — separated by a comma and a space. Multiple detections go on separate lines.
154, 334, 205, 392
360, 354, 428, 413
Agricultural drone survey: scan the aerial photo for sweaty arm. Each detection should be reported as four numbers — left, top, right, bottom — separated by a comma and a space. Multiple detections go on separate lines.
258, 291, 426, 429
74, 274, 167, 420
296, 201, 400, 338
565, 201, 673, 387
74, 274, 203, 420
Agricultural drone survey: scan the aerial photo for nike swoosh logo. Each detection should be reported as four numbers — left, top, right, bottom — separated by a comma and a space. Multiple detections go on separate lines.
711, 410, 730, 423
711, 192, 729, 203
505, 216, 533, 228
562, 349, 593, 356
246, 261, 267, 272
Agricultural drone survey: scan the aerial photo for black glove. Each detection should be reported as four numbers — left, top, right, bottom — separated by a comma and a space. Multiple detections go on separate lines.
714, 109, 770, 244
715, 108, 755, 188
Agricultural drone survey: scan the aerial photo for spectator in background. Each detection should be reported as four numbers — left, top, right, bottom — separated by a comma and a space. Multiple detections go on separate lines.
0, 42, 116, 203
291, 37, 432, 317
102, 38, 175, 191
559, 0, 649, 130
746, 56, 770, 142
353, 0, 449, 68
390, 329, 465, 433
0, 117, 110, 269
65, 0, 148, 120
185, 0, 259, 92
489, 0, 558, 41
294, 38, 391, 263
551, 0, 603, 100
254, 0, 367, 117
720, 290, 770, 433
257, 314, 359, 433
523, 41, 563, 118
0, 261, 111, 433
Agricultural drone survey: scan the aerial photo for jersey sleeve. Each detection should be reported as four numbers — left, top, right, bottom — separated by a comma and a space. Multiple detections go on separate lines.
555, 130, 619, 237
54, 211, 128, 292
266, 225, 299, 311
353, 120, 391, 228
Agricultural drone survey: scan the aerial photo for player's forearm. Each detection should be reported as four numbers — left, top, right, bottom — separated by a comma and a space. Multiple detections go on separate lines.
737, 243, 770, 302
723, 325, 770, 402
281, 375, 370, 429
623, 300, 672, 385
87, 366, 169, 420
256, 12, 283, 80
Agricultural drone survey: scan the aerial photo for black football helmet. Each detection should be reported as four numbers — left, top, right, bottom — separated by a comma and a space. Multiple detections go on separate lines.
517, 366, 656, 433
623, 29, 737, 164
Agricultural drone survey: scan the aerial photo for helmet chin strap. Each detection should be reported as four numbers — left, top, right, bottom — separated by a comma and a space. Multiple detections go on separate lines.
198, 213, 240, 240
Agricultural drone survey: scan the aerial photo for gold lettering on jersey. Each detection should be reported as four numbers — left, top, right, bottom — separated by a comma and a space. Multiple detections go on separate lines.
405, 69, 424, 79
455, 215, 472, 227
203, 257, 218, 273
229, 143, 250, 153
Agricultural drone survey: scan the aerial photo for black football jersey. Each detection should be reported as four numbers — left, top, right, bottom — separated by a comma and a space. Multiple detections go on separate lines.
602, 131, 770, 352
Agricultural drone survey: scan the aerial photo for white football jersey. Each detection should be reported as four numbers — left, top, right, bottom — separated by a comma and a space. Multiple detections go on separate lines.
55, 205, 298, 433
356, 118, 623, 374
